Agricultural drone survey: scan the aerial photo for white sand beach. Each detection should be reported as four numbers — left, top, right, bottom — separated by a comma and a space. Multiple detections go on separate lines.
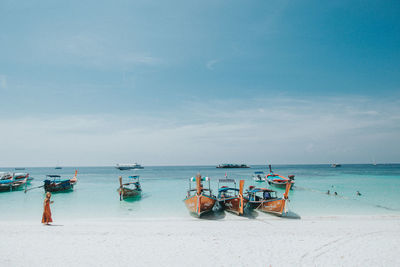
1, 214, 399, 267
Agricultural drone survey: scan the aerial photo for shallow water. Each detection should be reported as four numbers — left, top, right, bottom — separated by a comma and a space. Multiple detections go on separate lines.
1, 164, 399, 221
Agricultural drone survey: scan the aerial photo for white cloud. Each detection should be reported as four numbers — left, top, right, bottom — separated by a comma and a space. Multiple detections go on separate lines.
0, 96, 399, 167
32, 32, 162, 69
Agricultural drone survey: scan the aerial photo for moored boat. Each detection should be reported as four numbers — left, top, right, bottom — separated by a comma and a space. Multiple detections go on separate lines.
43, 170, 78, 193
266, 165, 294, 189
246, 181, 292, 216
253, 171, 266, 182
183, 174, 216, 217
0, 176, 28, 192
13, 173, 33, 183
0, 172, 13, 180
118, 175, 142, 200
217, 178, 247, 215
331, 164, 341, 168
116, 163, 144, 170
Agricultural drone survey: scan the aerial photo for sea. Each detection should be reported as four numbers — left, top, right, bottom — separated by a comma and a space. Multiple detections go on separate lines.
1, 164, 400, 221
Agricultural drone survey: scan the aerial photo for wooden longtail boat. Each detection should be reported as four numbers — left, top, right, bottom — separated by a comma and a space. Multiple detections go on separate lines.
118, 175, 142, 200
43, 170, 78, 193
266, 165, 294, 189
217, 178, 247, 215
246, 181, 292, 216
0, 177, 27, 192
0, 172, 13, 180
183, 174, 217, 217
13, 173, 33, 183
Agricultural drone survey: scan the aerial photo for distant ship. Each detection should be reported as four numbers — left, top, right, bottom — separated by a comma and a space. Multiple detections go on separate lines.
331, 164, 341, 168
14, 167, 26, 170
55, 161, 62, 169
116, 163, 144, 170
216, 164, 250, 169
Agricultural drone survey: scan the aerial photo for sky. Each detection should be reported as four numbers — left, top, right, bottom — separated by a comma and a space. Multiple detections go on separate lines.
0, 0, 399, 166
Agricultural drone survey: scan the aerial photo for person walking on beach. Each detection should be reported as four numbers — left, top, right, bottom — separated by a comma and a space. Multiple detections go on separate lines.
42, 192, 54, 225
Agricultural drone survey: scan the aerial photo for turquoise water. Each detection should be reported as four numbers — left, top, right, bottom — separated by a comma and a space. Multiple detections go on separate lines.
1, 164, 400, 221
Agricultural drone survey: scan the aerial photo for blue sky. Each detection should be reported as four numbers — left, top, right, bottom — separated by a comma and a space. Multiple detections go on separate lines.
0, 0, 399, 166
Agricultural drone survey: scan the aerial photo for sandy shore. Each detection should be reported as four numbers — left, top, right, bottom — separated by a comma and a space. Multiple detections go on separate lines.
1, 214, 399, 267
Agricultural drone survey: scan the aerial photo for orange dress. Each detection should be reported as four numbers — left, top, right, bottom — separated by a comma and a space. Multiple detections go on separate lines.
41, 198, 53, 223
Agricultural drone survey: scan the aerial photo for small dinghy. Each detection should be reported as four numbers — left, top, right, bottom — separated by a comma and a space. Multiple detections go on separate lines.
118, 175, 142, 200
253, 171, 266, 182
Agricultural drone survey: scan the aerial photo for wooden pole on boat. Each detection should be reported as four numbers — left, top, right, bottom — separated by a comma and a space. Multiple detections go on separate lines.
70, 170, 78, 183
196, 174, 202, 195
239, 180, 244, 215
119, 176, 123, 201
269, 164, 272, 173
283, 181, 291, 199
196, 174, 202, 216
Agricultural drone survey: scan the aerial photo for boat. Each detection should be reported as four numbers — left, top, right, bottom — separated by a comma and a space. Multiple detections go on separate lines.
43, 170, 78, 192
331, 164, 341, 168
183, 174, 217, 217
118, 175, 142, 200
0, 176, 28, 192
14, 167, 26, 170
253, 171, 266, 182
217, 178, 247, 215
0, 172, 13, 180
116, 163, 144, 170
13, 173, 33, 183
216, 164, 250, 168
55, 166, 62, 170
266, 165, 294, 189
246, 181, 292, 216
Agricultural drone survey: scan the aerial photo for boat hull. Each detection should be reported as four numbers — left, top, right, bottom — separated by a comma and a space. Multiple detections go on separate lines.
248, 198, 287, 216
218, 197, 248, 215
44, 181, 74, 193
184, 194, 216, 217
268, 181, 293, 189
0, 183, 25, 192
118, 187, 141, 200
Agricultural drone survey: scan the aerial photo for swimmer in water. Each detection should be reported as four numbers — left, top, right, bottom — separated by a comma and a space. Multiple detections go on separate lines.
356, 191, 362, 196
334, 192, 338, 196
327, 190, 330, 195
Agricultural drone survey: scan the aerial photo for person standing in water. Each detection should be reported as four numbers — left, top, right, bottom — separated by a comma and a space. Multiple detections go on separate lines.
42, 192, 54, 225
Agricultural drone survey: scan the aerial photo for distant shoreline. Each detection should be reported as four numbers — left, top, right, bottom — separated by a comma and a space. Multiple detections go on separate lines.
1, 163, 399, 168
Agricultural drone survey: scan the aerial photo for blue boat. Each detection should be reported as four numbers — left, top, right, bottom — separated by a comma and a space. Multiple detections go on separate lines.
0, 176, 28, 192
266, 165, 295, 189
43, 171, 78, 193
